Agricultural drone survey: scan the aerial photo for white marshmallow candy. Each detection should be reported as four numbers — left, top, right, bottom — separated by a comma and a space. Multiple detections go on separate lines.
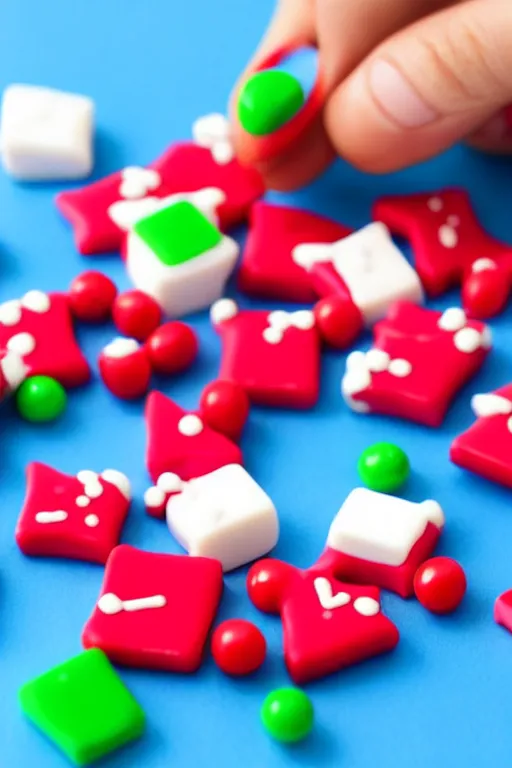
166, 464, 279, 572
0, 84, 94, 180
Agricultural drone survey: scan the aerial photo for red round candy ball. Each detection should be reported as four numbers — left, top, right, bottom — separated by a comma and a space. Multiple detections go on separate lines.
462, 266, 510, 320
199, 380, 250, 441
146, 322, 198, 376
413, 557, 467, 614
68, 271, 117, 323
211, 619, 266, 676
313, 295, 363, 349
112, 290, 162, 341
247, 559, 295, 614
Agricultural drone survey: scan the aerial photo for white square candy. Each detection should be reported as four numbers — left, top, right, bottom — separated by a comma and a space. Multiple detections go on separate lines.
166, 464, 279, 571
327, 488, 445, 567
0, 84, 94, 180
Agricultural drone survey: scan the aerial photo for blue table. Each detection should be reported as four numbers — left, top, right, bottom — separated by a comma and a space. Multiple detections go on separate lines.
1, 1, 512, 766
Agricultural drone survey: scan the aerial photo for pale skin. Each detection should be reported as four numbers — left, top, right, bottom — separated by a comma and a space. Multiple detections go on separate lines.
231, 0, 512, 190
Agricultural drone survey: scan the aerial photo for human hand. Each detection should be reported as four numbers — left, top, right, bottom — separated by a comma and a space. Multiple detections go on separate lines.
231, 0, 512, 190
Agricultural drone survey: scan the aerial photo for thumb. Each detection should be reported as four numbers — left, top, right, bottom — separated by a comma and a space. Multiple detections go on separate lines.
324, 0, 512, 173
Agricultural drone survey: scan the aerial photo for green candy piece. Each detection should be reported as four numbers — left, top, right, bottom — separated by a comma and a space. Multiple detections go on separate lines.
16, 375, 67, 423
19, 649, 145, 766
357, 441, 410, 493
261, 687, 314, 743
134, 200, 222, 267
238, 69, 305, 136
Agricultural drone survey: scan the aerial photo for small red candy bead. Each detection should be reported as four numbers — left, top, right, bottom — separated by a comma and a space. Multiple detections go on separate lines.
462, 263, 510, 320
112, 290, 162, 341
247, 559, 295, 614
98, 338, 152, 400
145, 322, 198, 376
211, 619, 266, 676
413, 557, 467, 614
68, 270, 117, 323
313, 295, 363, 349
199, 380, 250, 441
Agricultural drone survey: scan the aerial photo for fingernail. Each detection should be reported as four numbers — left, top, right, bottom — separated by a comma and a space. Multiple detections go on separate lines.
238, 46, 319, 136
368, 59, 438, 128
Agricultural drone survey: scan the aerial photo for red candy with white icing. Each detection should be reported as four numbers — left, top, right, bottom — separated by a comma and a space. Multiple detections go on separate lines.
98, 338, 151, 400
315, 488, 445, 598
199, 380, 250, 441
247, 559, 399, 684
56, 115, 264, 255
238, 202, 351, 303
342, 302, 491, 427
0, 291, 90, 388
373, 189, 512, 316
450, 383, 512, 488
0, 348, 27, 400
68, 271, 118, 323
15, 463, 131, 564
112, 290, 162, 341
145, 391, 243, 485
82, 544, 223, 672
211, 299, 321, 409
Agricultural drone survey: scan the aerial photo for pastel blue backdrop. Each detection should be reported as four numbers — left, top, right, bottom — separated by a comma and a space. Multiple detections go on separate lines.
1, 1, 512, 766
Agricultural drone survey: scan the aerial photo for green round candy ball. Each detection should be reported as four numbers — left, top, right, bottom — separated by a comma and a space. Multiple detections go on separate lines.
238, 69, 305, 136
16, 376, 67, 423
261, 687, 314, 743
357, 441, 410, 493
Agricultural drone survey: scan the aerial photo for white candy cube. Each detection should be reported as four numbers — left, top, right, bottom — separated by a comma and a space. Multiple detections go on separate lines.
166, 464, 279, 571
0, 84, 94, 181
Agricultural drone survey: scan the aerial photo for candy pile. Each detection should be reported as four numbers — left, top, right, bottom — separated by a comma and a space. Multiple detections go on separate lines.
1, 57, 512, 766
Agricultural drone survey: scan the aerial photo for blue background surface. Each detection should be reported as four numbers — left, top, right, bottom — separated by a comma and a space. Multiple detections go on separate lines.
1, 1, 512, 766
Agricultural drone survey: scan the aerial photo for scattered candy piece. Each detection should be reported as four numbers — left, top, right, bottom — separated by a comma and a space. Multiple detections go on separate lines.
357, 442, 410, 493
19, 648, 145, 766
450, 384, 512, 488
166, 464, 279, 572
1, 84, 94, 181
16, 375, 67, 423
373, 189, 512, 315
261, 688, 314, 743
199, 380, 249, 441
462, 261, 511, 319
239, 70, 305, 136
144, 472, 183, 519
313, 295, 363, 349
82, 544, 223, 672
494, 589, 512, 634
145, 391, 243, 483
126, 198, 239, 317
112, 290, 162, 341
98, 338, 151, 400
342, 301, 491, 426
249, 558, 399, 683
0, 291, 90, 388
16, 463, 131, 563
211, 619, 266, 676
211, 300, 321, 409
317, 487, 445, 598
238, 202, 351, 303
413, 557, 467, 614
145, 322, 198, 375
68, 270, 117, 323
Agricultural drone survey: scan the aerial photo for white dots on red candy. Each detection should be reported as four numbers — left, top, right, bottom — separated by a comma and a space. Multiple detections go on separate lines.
471, 393, 512, 418
1, 350, 28, 390
85, 514, 100, 528
210, 298, 238, 327
388, 358, 412, 378
353, 597, 380, 617
472, 258, 497, 273
0, 299, 22, 326
77, 470, 103, 499
157, 472, 183, 493
427, 196, 443, 212
76, 495, 90, 508
7, 332, 36, 357
35, 510, 68, 524
313, 577, 350, 610
144, 486, 166, 509
454, 327, 486, 354
365, 349, 390, 373
438, 224, 458, 249
98, 592, 123, 615
119, 167, 161, 199
103, 337, 140, 359
263, 309, 316, 344
438, 307, 467, 333
101, 470, 131, 501
22, 290, 51, 313
178, 414, 203, 437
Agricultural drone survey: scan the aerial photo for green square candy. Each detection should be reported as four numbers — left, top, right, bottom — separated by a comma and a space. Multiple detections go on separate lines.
133, 200, 222, 267
19, 648, 145, 766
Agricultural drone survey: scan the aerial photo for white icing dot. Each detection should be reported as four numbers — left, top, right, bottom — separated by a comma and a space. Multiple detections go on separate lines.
454, 327, 484, 354
507, 416, 512, 435
1, 350, 27, 390
353, 597, 380, 617
347, 398, 371, 414
427, 196, 443, 212
85, 482, 103, 499
388, 358, 412, 377
119, 166, 161, 200
193, 113, 230, 144
438, 307, 467, 333
438, 224, 458, 248
480, 325, 492, 350
75, 495, 90, 508
342, 354, 372, 396
98, 592, 123, 615
144, 486, 166, 508
178, 414, 203, 437
0, 300, 22, 327
103, 337, 139, 359
157, 472, 183, 493
212, 140, 235, 165
262, 326, 283, 345
191, 187, 226, 217
210, 298, 238, 326
84, 514, 99, 527
471, 393, 512, 419
77, 470, 103, 499
7, 332, 35, 357
77, 470, 97, 485
101, 470, 131, 500
22, 290, 50, 313
366, 349, 390, 373
267, 310, 290, 330
35, 510, 68, 524
447, 215, 460, 228
472, 258, 497, 273
293, 310, 316, 331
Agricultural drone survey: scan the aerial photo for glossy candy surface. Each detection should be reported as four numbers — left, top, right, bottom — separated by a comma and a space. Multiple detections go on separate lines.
413, 557, 467, 614
357, 442, 410, 493
211, 619, 266, 676
260, 688, 314, 743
